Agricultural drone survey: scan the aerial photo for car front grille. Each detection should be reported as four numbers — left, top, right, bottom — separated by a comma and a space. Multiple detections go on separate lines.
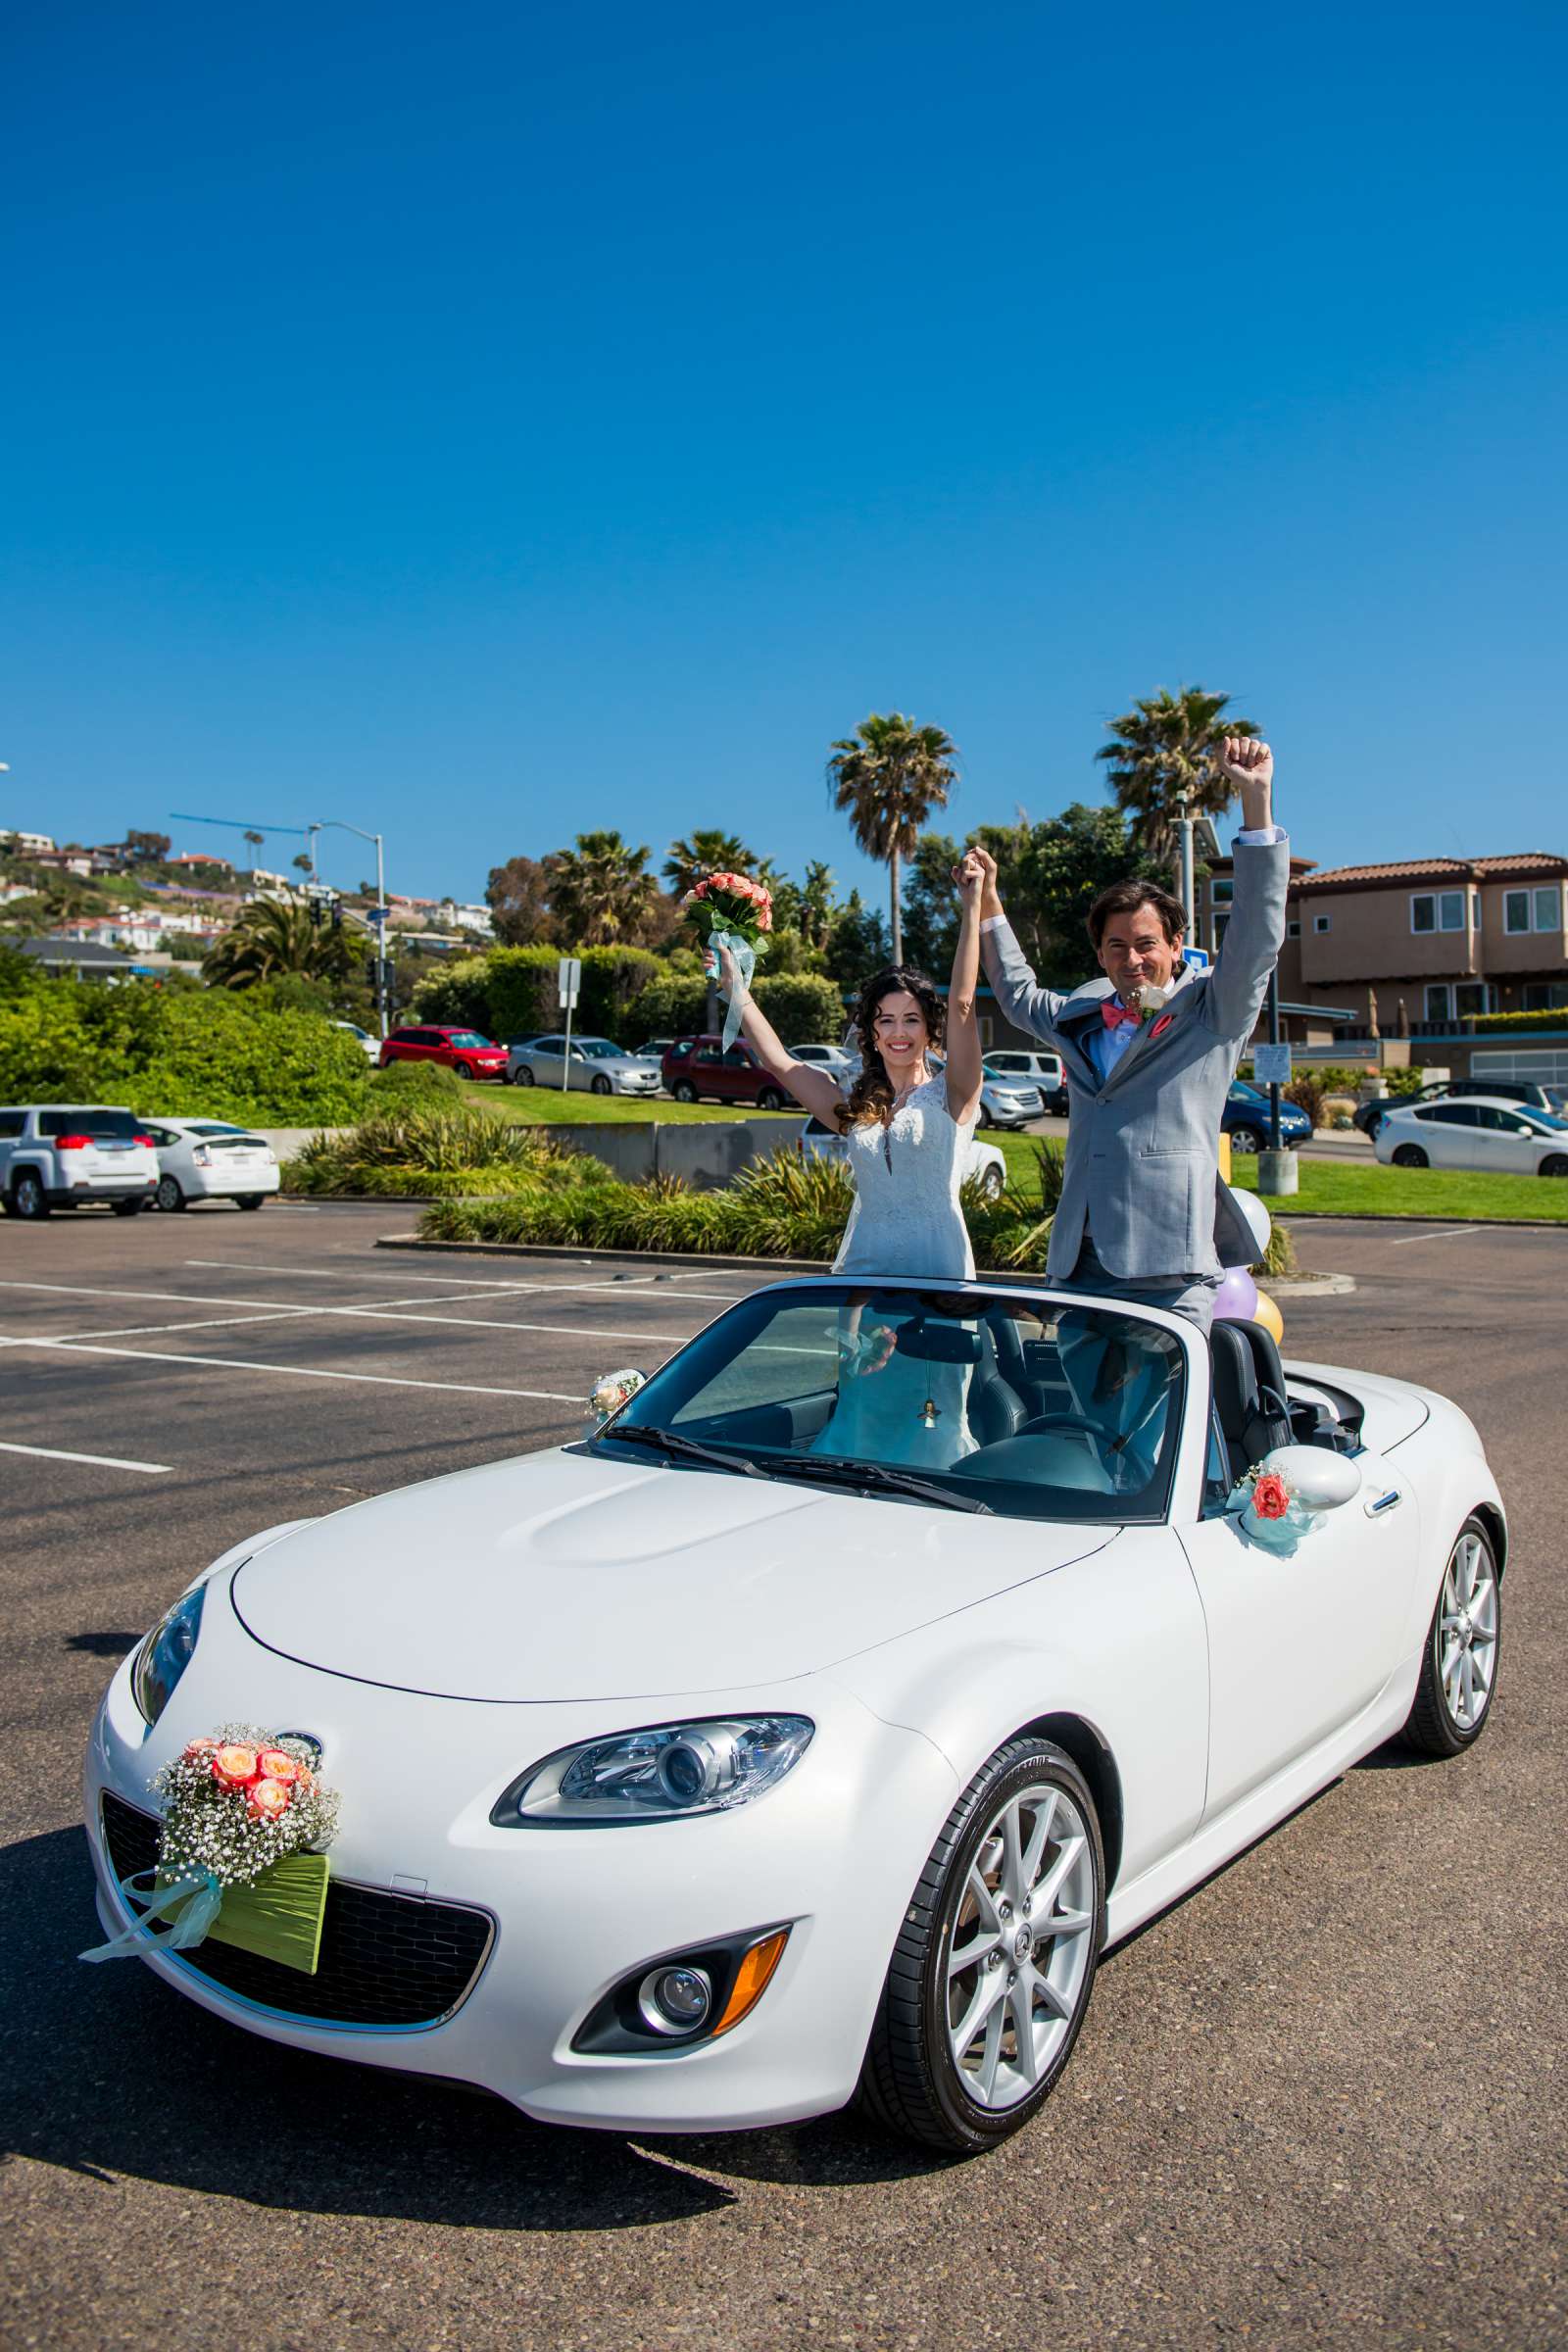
99, 1793, 495, 2032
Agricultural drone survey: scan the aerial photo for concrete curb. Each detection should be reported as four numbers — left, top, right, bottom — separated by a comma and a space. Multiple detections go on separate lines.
374, 1235, 1357, 1294
1246, 1208, 1568, 1232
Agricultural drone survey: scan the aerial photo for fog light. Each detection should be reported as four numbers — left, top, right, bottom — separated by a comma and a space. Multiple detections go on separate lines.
637, 1964, 712, 2035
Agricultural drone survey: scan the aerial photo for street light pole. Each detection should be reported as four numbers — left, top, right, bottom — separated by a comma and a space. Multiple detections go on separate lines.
1174, 788, 1196, 934
313, 819, 389, 1040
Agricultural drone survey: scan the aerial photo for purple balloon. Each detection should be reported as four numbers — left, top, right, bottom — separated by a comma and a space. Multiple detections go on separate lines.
1213, 1264, 1259, 1323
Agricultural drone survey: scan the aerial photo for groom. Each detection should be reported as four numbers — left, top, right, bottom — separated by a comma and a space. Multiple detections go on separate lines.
965, 738, 1288, 1329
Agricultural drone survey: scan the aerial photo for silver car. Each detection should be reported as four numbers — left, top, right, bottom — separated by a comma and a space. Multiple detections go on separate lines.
507, 1034, 662, 1096
976, 1063, 1043, 1130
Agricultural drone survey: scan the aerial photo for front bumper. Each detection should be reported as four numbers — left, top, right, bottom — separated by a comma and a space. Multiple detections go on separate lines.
83, 1605, 956, 2133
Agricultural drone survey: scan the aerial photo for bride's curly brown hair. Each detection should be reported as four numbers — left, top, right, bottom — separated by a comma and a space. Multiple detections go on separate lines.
834, 965, 947, 1132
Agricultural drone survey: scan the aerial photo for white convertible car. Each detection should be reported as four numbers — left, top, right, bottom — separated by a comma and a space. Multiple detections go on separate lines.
84, 1276, 1504, 2154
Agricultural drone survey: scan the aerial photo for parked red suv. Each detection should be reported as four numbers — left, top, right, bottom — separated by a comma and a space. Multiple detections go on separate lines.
378, 1025, 509, 1081
660, 1035, 791, 1109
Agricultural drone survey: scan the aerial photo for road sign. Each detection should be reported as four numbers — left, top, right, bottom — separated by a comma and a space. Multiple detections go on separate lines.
1181, 945, 1211, 971
558, 956, 582, 1010
1253, 1043, 1293, 1085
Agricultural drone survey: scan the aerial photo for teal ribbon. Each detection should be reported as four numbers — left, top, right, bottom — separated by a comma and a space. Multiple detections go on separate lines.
1227, 1486, 1318, 1555
712, 927, 757, 1051
79, 1868, 223, 1964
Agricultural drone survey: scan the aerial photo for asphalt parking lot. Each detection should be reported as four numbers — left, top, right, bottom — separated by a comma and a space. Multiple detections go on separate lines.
4, 1201, 1566, 2351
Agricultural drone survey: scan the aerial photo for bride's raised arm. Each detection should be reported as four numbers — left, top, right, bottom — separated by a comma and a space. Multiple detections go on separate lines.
944, 854, 986, 1126
715, 943, 847, 1126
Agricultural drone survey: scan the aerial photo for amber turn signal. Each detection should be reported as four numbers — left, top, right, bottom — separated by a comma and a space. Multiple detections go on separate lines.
711, 1928, 790, 2036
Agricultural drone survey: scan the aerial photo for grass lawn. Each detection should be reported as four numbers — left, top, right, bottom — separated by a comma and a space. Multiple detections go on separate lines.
459, 1081, 805, 1127
1228, 1154, 1568, 1223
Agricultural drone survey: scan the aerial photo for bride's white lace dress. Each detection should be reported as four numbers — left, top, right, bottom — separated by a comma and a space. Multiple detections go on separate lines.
814, 1075, 979, 1469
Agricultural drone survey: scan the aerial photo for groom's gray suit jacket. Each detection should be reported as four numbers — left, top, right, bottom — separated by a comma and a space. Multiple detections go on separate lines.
982, 837, 1291, 1281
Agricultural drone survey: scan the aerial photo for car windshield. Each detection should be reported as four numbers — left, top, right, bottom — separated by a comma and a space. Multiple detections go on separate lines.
1230, 1083, 1266, 1104
1524, 1108, 1568, 1132
445, 1031, 493, 1049
598, 1283, 1188, 1525
186, 1122, 250, 1137
573, 1039, 622, 1058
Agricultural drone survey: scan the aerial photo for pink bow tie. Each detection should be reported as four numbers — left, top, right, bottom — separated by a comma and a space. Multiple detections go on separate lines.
1102, 1000, 1141, 1029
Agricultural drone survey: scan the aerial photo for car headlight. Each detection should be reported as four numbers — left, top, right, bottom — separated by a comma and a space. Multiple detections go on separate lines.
490, 1715, 814, 1827
130, 1585, 207, 1728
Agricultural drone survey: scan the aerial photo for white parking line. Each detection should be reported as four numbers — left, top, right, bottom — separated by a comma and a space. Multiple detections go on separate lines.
185, 1257, 747, 1303
1385, 1227, 1484, 1247
54, 1312, 306, 1341
0, 1335, 580, 1402
0, 1438, 172, 1474
0, 1279, 704, 1346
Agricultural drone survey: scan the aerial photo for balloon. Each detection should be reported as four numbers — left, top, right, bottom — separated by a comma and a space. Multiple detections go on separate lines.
1213, 1265, 1259, 1323
1223, 1184, 1272, 1265
1251, 1288, 1284, 1345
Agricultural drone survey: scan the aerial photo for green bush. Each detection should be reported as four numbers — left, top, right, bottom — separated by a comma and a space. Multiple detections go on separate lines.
1284, 1074, 1327, 1128
0, 973, 370, 1125
406, 956, 497, 1032
751, 973, 849, 1046
623, 967, 710, 1046
368, 1057, 465, 1102
1384, 1066, 1427, 1097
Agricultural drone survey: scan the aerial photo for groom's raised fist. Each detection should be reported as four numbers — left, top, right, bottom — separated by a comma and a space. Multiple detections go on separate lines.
1216, 736, 1273, 790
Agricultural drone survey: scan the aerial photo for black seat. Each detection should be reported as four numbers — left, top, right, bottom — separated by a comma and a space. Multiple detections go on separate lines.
1210, 1321, 1294, 1482
968, 1327, 1028, 1447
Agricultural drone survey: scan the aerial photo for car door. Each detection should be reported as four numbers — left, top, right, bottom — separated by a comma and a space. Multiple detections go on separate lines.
722, 1043, 761, 1100
527, 1035, 565, 1085
1480, 1104, 1542, 1173
691, 1040, 729, 1097
1177, 1452, 1422, 1822
1422, 1102, 1483, 1167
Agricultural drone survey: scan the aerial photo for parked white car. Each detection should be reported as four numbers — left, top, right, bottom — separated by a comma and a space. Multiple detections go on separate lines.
87, 1274, 1504, 2153
139, 1119, 280, 1211
0, 1104, 159, 1219
789, 1042, 856, 1079
1375, 1096, 1568, 1178
507, 1035, 662, 1096
332, 1021, 380, 1063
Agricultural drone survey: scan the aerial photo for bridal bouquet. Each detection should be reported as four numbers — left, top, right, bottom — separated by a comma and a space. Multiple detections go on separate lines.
588, 1366, 647, 1431
682, 870, 772, 1048
82, 1726, 341, 1973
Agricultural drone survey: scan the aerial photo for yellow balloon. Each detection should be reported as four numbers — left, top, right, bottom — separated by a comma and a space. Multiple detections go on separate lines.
1252, 1288, 1284, 1345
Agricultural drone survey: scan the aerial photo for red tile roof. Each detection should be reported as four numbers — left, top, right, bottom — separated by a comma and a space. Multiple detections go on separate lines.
1296, 853, 1567, 892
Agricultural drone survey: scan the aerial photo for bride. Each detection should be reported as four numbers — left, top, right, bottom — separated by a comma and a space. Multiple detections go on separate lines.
717, 854, 987, 1466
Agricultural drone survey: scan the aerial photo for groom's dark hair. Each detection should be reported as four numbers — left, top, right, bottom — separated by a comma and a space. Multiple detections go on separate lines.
1087, 879, 1187, 951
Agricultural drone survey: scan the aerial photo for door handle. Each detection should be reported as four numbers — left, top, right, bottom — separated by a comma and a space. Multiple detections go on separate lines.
1365, 1489, 1403, 1518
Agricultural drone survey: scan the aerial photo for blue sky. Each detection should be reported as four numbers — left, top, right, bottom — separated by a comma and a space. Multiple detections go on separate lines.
3, 1, 1563, 907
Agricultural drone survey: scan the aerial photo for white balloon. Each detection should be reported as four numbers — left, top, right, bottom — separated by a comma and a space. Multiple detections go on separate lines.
1224, 1183, 1271, 1265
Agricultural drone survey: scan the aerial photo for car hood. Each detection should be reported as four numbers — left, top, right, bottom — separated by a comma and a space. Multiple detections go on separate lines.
229, 1449, 1112, 1701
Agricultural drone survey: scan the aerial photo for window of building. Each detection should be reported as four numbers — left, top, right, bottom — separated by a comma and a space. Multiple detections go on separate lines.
1454, 983, 1495, 1018
1411, 890, 1467, 934
1535, 885, 1562, 932
1504, 885, 1562, 933
1287, 919, 1300, 938
1521, 983, 1568, 1010
1210, 879, 1234, 904
1313, 913, 1331, 934
1424, 983, 1452, 1022
1213, 911, 1231, 948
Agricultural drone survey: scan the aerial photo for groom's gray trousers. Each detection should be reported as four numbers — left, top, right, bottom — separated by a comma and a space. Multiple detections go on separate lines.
980, 836, 1291, 1316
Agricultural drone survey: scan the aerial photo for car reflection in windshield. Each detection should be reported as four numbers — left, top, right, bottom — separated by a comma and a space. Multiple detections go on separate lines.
595, 1284, 1188, 1525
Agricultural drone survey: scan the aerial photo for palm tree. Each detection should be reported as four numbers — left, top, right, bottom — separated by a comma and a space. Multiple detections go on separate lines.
242, 828, 265, 865
1096, 686, 1259, 878
203, 897, 353, 990
546, 830, 660, 946
827, 713, 958, 964
662, 831, 758, 898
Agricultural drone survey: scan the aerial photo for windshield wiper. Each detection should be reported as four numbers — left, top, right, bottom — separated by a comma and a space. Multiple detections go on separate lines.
763, 1455, 993, 1516
597, 1424, 767, 1479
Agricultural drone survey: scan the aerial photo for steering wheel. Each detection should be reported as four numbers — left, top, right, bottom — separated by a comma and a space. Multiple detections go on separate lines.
1016, 1412, 1110, 1445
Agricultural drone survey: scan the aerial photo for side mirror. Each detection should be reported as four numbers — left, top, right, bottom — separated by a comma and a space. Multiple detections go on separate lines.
1231, 1445, 1361, 1550
1260, 1446, 1362, 1512
587, 1368, 647, 1437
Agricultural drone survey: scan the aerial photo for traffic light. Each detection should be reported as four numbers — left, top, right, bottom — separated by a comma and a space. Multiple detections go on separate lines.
330, 899, 342, 932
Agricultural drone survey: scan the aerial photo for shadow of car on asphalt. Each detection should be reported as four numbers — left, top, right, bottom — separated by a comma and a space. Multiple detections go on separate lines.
8, 1828, 943, 2219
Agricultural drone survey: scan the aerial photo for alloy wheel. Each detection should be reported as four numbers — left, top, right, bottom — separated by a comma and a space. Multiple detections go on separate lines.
1438, 1528, 1498, 1734
156, 1175, 184, 1212
945, 1782, 1096, 2112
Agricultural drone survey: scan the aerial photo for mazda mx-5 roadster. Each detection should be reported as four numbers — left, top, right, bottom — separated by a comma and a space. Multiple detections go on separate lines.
84, 1275, 1505, 2154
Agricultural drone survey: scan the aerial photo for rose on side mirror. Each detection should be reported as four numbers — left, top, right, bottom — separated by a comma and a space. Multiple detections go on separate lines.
586, 1368, 647, 1439
1261, 1446, 1362, 1513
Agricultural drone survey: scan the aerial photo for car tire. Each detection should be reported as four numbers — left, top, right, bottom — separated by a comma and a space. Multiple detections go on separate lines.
1392, 1144, 1428, 1168
1363, 1110, 1386, 1140
672, 1081, 698, 1103
858, 1737, 1103, 2155
1540, 1154, 1568, 1178
591, 1073, 612, 1096
979, 1164, 1005, 1201
514, 1065, 535, 1089
975, 1103, 993, 1128
236, 1194, 267, 1210
113, 1196, 146, 1216
11, 1171, 50, 1219
1229, 1124, 1264, 1154
757, 1086, 785, 1112
155, 1174, 185, 1212
1399, 1515, 1501, 1757
454, 1060, 473, 1081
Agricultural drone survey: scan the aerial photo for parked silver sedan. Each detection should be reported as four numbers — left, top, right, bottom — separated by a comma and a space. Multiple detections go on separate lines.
507, 1034, 662, 1096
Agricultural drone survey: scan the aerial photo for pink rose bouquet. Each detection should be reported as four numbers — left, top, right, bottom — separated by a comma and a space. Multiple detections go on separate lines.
682, 869, 773, 1048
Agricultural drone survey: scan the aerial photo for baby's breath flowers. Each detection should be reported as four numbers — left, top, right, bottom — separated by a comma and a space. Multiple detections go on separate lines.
154, 1724, 340, 1889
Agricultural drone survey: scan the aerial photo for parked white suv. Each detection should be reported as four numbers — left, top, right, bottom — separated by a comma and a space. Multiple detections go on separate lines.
0, 1105, 160, 1219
